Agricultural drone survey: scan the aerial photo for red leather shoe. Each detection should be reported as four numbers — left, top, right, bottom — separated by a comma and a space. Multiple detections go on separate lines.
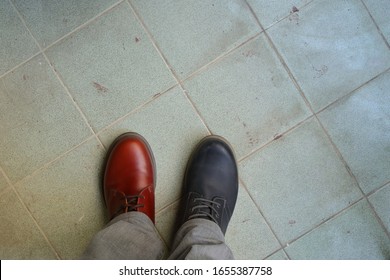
104, 132, 156, 223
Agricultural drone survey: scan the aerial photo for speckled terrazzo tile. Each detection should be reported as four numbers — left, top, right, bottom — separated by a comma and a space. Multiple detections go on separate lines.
225, 185, 280, 260
0, 55, 92, 183
130, 0, 260, 79
239, 118, 362, 244
318, 70, 390, 194
363, 0, 390, 42
184, 35, 311, 159
246, 0, 312, 28
98, 87, 209, 211
267, 0, 390, 112
0, 0, 39, 76
369, 183, 390, 234
285, 200, 390, 259
12, 0, 120, 47
15, 138, 107, 259
45, 2, 176, 131
0, 189, 57, 259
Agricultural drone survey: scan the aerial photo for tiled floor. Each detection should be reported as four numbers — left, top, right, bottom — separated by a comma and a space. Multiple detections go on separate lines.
0, 0, 389, 260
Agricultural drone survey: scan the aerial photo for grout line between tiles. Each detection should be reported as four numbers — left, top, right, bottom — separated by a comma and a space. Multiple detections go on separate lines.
12, 135, 97, 187
314, 115, 390, 240
282, 196, 366, 249
11, 186, 62, 259
182, 32, 262, 83
0, 51, 41, 80
246, 0, 390, 246
238, 178, 290, 259
0, 157, 61, 259
41, 0, 125, 52
8, 0, 107, 151
360, 0, 390, 50
244, 0, 316, 116
0, 165, 13, 198
315, 67, 390, 116
95, 83, 179, 143
126, 0, 213, 135
366, 180, 390, 198
260, 0, 316, 32
238, 115, 314, 163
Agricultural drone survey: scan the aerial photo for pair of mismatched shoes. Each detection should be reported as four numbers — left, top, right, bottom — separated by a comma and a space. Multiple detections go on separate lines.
104, 132, 238, 235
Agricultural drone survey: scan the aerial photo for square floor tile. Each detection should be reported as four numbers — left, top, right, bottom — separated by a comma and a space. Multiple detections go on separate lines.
0, 55, 92, 183
363, 0, 390, 42
184, 35, 311, 159
239, 118, 362, 244
268, 0, 390, 112
246, 0, 312, 29
225, 185, 280, 259
98, 87, 209, 211
285, 200, 390, 259
13, 0, 120, 47
46, 2, 176, 131
0, 0, 39, 76
131, 0, 260, 79
15, 138, 107, 259
369, 183, 390, 234
0, 189, 57, 259
318, 71, 390, 193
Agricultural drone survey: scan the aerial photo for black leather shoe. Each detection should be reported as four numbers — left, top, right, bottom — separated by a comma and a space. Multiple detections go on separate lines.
181, 135, 238, 234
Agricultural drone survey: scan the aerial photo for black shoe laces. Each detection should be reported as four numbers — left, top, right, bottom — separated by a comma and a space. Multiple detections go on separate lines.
189, 197, 222, 224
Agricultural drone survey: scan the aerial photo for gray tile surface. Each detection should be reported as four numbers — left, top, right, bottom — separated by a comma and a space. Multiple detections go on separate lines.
318, 70, 390, 194
285, 200, 390, 259
184, 35, 311, 159
0, 0, 39, 75
131, 0, 260, 79
363, 0, 390, 42
0, 55, 92, 183
268, 0, 390, 111
369, 183, 390, 234
46, 2, 176, 131
240, 119, 362, 244
246, 0, 312, 29
225, 185, 280, 259
12, 0, 120, 47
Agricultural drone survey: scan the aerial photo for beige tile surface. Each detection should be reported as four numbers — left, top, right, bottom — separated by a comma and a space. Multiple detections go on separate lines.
15, 139, 107, 259
0, 189, 57, 259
